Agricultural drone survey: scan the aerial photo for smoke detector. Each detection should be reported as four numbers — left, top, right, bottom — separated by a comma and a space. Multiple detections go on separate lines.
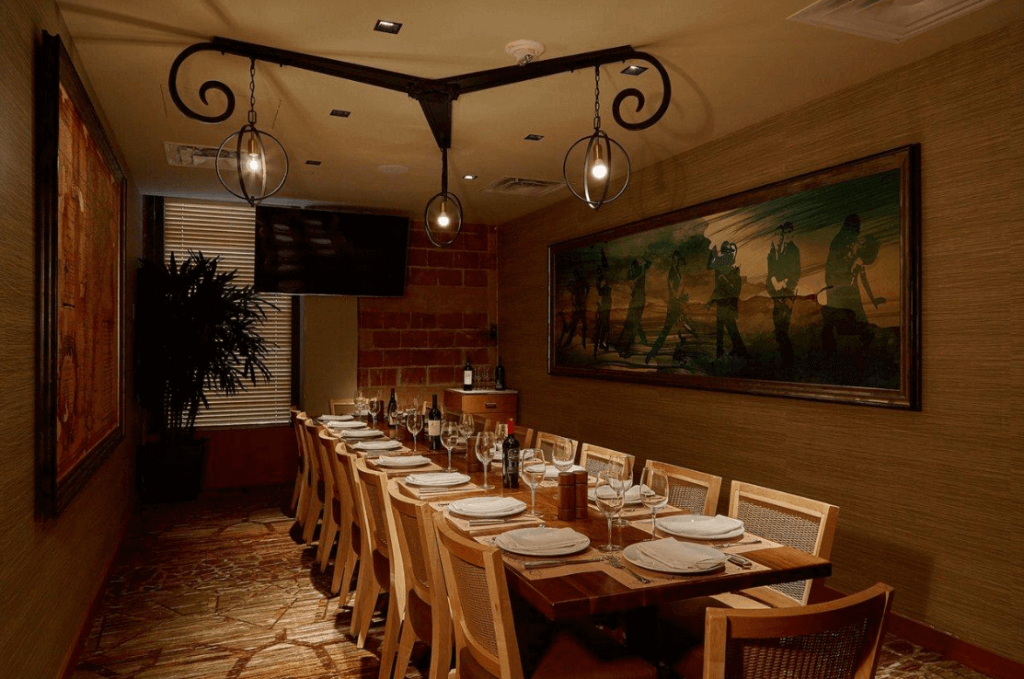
505, 39, 545, 66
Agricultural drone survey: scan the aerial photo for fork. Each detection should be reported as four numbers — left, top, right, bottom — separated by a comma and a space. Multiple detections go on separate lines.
607, 556, 652, 584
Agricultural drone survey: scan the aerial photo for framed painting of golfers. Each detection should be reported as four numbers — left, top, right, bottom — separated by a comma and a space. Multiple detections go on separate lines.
549, 145, 920, 409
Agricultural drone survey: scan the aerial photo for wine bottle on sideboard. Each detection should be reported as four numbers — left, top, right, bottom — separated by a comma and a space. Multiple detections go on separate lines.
387, 388, 397, 419
427, 394, 442, 451
463, 359, 474, 391
494, 357, 506, 391
501, 418, 520, 489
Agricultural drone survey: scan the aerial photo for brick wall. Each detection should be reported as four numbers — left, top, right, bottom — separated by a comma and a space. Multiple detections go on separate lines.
357, 220, 497, 402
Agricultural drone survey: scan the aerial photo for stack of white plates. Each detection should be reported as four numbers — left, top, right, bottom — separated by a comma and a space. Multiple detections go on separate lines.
319, 414, 354, 422
375, 455, 431, 469
404, 472, 471, 487
622, 538, 726, 574
326, 420, 367, 430
448, 497, 526, 519
656, 515, 745, 540
494, 527, 590, 556
341, 429, 384, 439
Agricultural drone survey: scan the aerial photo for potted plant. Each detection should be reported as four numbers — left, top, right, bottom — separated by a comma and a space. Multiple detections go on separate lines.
134, 251, 273, 501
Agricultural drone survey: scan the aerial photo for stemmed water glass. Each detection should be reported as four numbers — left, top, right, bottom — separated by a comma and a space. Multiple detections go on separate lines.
368, 391, 381, 427
520, 450, 547, 517
493, 422, 508, 441
458, 413, 475, 446
407, 412, 424, 451
639, 467, 669, 537
441, 421, 460, 472
476, 432, 496, 490
549, 438, 575, 474
594, 469, 626, 552
612, 458, 635, 528
387, 409, 401, 441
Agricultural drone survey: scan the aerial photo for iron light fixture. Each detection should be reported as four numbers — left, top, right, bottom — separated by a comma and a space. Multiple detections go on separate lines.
563, 66, 630, 210
214, 59, 288, 206
424, 148, 463, 248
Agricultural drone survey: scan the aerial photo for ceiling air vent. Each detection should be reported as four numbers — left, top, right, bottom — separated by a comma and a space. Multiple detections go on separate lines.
788, 0, 1000, 43
483, 176, 565, 197
164, 142, 237, 170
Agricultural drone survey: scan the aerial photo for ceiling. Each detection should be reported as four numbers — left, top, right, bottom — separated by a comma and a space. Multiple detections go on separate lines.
59, 0, 1021, 225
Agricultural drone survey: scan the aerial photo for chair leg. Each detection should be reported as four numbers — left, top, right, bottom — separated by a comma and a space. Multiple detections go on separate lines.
393, 616, 418, 679
296, 476, 312, 528
354, 584, 382, 648
378, 600, 402, 679
302, 498, 322, 544
290, 473, 302, 513
317, 513, 337, 570
334, 548, 358, 599
427, 613, 453, 679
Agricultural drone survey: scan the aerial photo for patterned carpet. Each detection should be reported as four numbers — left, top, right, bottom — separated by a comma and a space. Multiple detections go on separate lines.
71, 487, 993, 679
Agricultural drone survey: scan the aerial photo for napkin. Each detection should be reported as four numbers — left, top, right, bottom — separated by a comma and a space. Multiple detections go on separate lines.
450, 497, 524, 516
405, 473, 470, 487
326, 420, 368, 430
341, 429, 384, 439
501, 527, 583, 551
354, 439, 402, 451
319, 414, 353, 422
543, 464, 585, 479
636, 538, 724, 571
376, 455, 430, 467
658, 514, 743, 538
589, 484, 645, 503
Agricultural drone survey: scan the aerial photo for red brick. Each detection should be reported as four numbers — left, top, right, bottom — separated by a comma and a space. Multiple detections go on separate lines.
402, 367, 427, 385
407, 248, 431, 267
408, 227, 432, 249
482, 252, 497, 270
464, 269, 488, 287
390, 349, 416, 366
429, 366, 457, 384
464, 312, 488, 329
368, 369, 385, 387
428, 250, 455, 267
357, 369, 370, 388
372, 330, 402, 349
467, 348, 490, 364
408, 267, 438, 286
359, 310, 384, 329
437, 312, 463, 329
381, 312, 412, 329
402, 330, 430, 348
432, 349, 461, 365
411, 312, 437, 329
454, 330, 484, 347
454, 251, 480, 269
436, 268, 463, 286
360, 350, 385, 368
430, 330, 456, 348
376, 368, 399, 388
463, 233, 488, 251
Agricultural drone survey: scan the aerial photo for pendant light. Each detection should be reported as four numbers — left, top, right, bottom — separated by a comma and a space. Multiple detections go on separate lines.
423, 148, 463, 247
215, 59, 289, 206
563, 66, 631, 210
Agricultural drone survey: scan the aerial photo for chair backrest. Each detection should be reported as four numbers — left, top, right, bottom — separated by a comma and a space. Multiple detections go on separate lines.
533, 431, 579, 463
330, 398, 355, 415
645, 460, 722, 516
473, 414, 494, 433
704, 583, 893, 679
387, 480, 448, 615
335, 449, 364, 536
355, 458, 393, 562
293, 411, 308, 472
728, 481, 839, 606
317, 429, 347, 526
579, 442, 634, 477
432, 513, 525, 679
512, 424, 534, 449
300, 418, 325, 502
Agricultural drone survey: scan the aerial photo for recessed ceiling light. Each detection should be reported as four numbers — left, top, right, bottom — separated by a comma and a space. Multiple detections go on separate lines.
330, 109, 351, 118
463, 174, 478, 180
305, 160, 322, 166
374, 19, 402, 34
621, 64, 647, 76
524, 134, 544, 141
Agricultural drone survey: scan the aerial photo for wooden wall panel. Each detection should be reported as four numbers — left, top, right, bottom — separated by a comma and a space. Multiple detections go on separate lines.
498, 23, 1024, 663
0, 2, 141, 676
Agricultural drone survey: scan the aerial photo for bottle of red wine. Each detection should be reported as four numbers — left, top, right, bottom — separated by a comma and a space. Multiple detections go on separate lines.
463, 359, 474, 391
386, 388, 398, 421
427, 394, 442, 451
494, 357, 506, 391
501, 418, 520, 489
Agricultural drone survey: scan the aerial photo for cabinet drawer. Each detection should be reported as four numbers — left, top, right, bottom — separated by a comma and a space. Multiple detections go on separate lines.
445, 391, 517, 415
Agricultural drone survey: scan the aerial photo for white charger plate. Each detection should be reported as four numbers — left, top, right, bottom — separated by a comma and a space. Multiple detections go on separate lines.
404, 472, 471, 487
448, 497, 527, 519
622, 541, 726, 574
319, 415, 354, 422
494, 527, 590, 557
543, 464, 585, 479
656, 515, 745, 540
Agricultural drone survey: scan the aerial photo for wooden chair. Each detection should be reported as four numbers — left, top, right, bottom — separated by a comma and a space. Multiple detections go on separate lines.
432, 513, 658, 679
330, 398, 355, 415
298, 417, 325, 545
314, 429, 345, 573
670, 583, 893, 679
644, 460, 721, 516
334, 450, 365, 615
290, 410, 310, 517
386, 479, 452, 679
512, 424, 534, 448
473, 414, 495, 433
533, 432, 578, 463
578, 442, 634, 477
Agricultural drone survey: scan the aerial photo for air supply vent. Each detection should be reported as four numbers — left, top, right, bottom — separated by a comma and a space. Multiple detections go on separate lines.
788, 0, 1000, 43
164, 142, 237, 170
483, 176, 565, 197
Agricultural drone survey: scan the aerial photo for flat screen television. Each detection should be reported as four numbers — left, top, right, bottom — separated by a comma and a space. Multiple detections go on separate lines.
254, 206, 409, 296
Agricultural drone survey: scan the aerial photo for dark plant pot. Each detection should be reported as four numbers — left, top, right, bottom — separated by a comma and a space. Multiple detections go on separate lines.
138, 439, 209, 503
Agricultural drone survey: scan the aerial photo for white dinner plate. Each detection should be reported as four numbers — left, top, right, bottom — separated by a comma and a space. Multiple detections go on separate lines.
354, 439, 403, 451
319, 414, 354, 422
374, 455, 431, 469
622, 540, 726, 574
656, 515, 745, 540
448, 497, 527, 519
404, 472, 472, 487
588, 484, 646, 506
341, 429, 385, 439
494, 527, 591, 557
326, 420, 368, 429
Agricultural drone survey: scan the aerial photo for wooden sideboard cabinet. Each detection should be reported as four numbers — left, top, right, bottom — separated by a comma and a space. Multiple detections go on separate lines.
444, 388, 518, 426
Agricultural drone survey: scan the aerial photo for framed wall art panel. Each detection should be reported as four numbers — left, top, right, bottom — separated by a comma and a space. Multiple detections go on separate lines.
549, 145, 920, 409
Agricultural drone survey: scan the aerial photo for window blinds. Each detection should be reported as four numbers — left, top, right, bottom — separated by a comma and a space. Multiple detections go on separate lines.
163, 198, 292, 428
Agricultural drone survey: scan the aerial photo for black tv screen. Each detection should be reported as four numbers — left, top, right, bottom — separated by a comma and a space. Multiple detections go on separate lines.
254, 206, 408, 296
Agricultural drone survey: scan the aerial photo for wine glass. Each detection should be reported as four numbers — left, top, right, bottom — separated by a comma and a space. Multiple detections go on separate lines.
406, 412, 424, 451
458, 413, 475, 445
368, 391, 381, 427
353, 388, 367, 422
594, 469, 626, 552
476, 432, 496, 490
611, 458, 635, 528
493, 422, 508, 440
519, 450, 547, 517
441, 421, 460, 472
550, 438, 576, 474
640, 467, 669, 536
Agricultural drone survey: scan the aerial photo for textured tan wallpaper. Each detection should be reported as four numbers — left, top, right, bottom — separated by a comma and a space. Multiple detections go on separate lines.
499, 23, 1024, 662
0, 2, 140, 676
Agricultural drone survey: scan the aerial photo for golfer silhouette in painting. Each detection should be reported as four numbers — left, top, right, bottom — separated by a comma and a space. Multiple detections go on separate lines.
561, 268, 590, 349
705, 241, 748, 359
592, 249, 613, 357
767, 222, 801, 371
822, 214, 886, 357
615, 257, 652, 359
646, 248, 689, 365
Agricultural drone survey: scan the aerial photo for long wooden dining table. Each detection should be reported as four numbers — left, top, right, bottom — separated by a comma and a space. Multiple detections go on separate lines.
362, 441, 832, 623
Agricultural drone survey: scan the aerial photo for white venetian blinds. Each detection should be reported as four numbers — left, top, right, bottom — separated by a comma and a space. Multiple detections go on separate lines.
163, 198, 292, 428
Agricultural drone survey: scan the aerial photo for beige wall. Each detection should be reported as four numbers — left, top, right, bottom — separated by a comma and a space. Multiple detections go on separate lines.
301, 295, 359, 416
499, 23, 1024, 663
0, 2, 140, 676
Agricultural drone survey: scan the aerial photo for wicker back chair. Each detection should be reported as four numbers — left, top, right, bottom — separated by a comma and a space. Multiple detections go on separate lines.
387, 479, 453, 679
473, 414, 495, 433
313, 428, 343, 571
729, 481, 839, 607
335, 451, 367, 627
579, 443, 634, 478
298, 417, 325, 544
512, 424, 534, 449
289, 408, 306, 514
700, 583, 893, 679
533, 432, 579, 464
321, 439, 360, 603
330, 398, 355, 415
644, 460, 722, 516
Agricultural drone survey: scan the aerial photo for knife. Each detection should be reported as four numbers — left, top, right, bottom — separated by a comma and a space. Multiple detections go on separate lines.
523, 557, 604, 569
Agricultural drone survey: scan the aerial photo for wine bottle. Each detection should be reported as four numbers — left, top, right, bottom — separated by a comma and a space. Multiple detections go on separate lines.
494, 357, 506, 391
463, 358, 474, 391
501, 418, 520, 489
386, 388, 397, 422
427, 394, 442, 451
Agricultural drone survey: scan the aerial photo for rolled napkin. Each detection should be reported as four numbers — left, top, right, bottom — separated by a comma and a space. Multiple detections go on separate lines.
500, 527, 584, 551
326, 420, 368, 430
449, 497, 526, 517
657, 514, 744, 538
354, 439, 403, 451
544, 464, 585, 479
319, 414, 354, 422
636, 538, 725, 571
341, 429, 384, 439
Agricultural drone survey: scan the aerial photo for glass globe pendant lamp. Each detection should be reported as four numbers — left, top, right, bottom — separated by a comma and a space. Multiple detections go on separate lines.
424, 147, 463, 247
563, 66, 630, 210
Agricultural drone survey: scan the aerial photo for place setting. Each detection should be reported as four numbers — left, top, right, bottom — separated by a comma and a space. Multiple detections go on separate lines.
351, 438, 405, 456
324, 419, 367, 430
339, 427, 386, 441
400, 471, 481, 499
441, 496, 543, 531
318, 414, 354, 423
370, 454, 443, 475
